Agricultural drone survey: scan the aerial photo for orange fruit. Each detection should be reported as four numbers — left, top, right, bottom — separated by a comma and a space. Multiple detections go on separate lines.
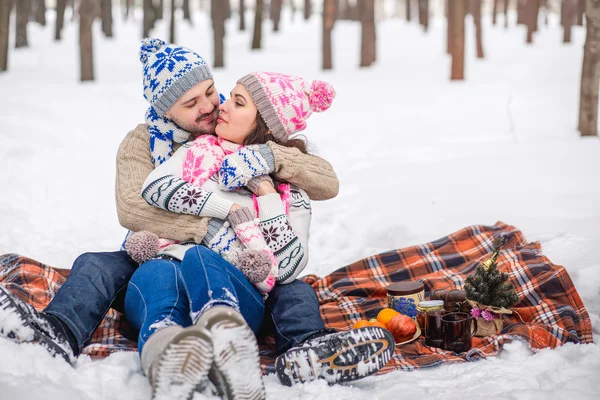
377, 308, 400, 327
351, 319, 371, 329
369, 321, 388, 329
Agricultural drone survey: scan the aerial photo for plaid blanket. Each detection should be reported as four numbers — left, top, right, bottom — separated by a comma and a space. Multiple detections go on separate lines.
0, 222, 593, 374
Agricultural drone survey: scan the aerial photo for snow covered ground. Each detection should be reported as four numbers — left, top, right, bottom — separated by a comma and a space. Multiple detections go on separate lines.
1, 4, 599, 400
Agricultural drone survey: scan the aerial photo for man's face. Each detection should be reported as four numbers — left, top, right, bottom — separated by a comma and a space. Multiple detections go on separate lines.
164, 79, 220, 138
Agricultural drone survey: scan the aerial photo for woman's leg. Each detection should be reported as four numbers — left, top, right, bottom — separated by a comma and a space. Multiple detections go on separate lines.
124, 258, 191, 353
125, 259, 213, 400
179, 245, 265, 332
179, 246, 266, 400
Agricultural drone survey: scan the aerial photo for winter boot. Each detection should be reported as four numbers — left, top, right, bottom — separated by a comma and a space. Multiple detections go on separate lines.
275, 326, 395, 386
143, 325, 214, 400
196, 306, 266, 400
0, 285, 75, 363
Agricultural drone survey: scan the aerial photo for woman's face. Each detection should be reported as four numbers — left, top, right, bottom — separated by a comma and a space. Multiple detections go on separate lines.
216, 84, 258, 144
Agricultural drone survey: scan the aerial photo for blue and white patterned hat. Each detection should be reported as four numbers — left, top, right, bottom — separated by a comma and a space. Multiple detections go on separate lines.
140, 38, 213, 116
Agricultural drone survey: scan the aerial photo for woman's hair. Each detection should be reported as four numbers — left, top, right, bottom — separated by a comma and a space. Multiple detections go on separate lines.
243, 113, 308, 154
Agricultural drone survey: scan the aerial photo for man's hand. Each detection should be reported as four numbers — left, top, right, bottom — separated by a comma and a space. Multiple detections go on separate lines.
218, 145, 275, 191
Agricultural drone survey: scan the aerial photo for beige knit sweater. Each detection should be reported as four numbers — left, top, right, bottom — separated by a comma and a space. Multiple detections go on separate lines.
115, 124, 339, 243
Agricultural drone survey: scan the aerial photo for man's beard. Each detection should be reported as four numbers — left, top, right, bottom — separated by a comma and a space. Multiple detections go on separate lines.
172, 107, 218, 138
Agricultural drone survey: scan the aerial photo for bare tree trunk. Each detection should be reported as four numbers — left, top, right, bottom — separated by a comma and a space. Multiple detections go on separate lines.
169, 0, 175, 43
472, 0, 484, 58
492, 0, 498, 24
252, 0, 263, 49
450, 0, 466, 80
0, 0, 12, 72
239, 0, 246, 30
577, 0, 585, 25
323, 0, 335, 69
211, 0, 226, 67
100, 0, 113, 37
517, 0, 526, 25
406, 0, 411, 21
155, 0, 164, 20
55, 0, 66, 40
271, 0, 282, 31
123, 0, 132, 20
304, 0, 310, 20
359, 0, 376, 67
337, 0, 348, 19
80, 0, 94, 81
579, 0, 600, 136
32, 0, 46, 26
418, 0, 429, 31
183, 0, 192, 22
526, 0, 535, 43
447, 0, 453, 53
563, 0, 576, 43
534, 0, 540, 31
143, 0, 155, 37
15, 0, 30, 48
504, 0, 510, 28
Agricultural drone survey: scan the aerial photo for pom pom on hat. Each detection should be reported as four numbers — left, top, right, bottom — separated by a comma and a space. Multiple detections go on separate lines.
139, 38, 166, 64
237, 250, 272, 283
309, 80, 336, 112
126, 231, 159, 264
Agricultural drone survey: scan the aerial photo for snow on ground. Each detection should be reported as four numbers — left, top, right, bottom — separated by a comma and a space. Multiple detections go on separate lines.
1, 4, 599, 400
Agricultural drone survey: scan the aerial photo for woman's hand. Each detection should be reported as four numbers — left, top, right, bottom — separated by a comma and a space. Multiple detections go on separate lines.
247, 175, 277, 196
256, 180, 277, 196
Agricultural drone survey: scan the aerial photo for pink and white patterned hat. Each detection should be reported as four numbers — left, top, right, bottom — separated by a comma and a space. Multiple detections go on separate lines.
237, 72, 336, 142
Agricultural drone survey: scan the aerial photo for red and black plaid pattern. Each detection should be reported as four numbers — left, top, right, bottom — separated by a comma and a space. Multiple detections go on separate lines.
0, 222, 592, 373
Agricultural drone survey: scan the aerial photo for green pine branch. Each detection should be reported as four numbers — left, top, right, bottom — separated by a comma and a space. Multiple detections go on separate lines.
465, 236, 519, 308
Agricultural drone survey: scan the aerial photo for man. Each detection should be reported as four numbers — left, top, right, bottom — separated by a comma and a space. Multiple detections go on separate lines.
0, 38, 394, 394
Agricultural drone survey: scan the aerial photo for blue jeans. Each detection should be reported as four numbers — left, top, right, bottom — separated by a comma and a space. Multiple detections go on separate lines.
44, 251, 137, 353
124, 246, 265, 353
264, 280, 332, 354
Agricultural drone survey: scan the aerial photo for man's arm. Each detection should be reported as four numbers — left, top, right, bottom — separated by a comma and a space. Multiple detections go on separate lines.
115, 124, 209, 243
267, 141, 339, 201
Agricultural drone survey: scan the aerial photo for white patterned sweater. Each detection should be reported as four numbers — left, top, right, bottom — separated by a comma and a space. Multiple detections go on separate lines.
140, 141, 312, 284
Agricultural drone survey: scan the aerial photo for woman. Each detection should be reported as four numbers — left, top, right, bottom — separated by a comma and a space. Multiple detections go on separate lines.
124, 72, 336, 400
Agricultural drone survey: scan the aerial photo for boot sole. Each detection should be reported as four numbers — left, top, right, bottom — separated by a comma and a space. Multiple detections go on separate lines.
275, 326, 395, 386
210, 319, 266, 400
0, 285, 74, 363
152, 328, 214, 400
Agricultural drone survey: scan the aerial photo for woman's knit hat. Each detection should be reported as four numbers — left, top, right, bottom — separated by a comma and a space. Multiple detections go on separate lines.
140, 38, 213, 116
237, 72, 336, 142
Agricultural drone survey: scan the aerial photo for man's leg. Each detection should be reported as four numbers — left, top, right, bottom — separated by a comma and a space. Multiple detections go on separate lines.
264, 280, 333, 353
0, 251, 137, 362
44, 251, 137, 353
267, 280, 396, 386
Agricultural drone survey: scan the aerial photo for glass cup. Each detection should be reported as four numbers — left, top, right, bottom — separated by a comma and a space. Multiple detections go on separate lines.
424, 309, 448, 348
441, 312, 477, 353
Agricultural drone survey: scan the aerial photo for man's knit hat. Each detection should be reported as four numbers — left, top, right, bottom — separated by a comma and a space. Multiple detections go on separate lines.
140, 38, 213, 116
237, 72, 336, 142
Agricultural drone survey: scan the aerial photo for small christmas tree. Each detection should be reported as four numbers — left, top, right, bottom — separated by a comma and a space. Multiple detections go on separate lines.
464, 237, 519, 309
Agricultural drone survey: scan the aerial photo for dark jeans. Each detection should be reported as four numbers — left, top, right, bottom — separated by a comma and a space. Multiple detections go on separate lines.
264, 280, 333, 354
44, 249, 328, 355
44, 251, 137, 354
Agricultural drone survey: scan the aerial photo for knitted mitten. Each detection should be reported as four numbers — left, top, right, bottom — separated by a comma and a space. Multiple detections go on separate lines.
227, 208, 278, 294
218, 145, 274, 191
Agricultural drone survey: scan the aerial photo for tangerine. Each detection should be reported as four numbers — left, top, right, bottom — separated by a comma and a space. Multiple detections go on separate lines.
369, 321, 388, 329
351, 319, 371, 329
377, 308, 400, 327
